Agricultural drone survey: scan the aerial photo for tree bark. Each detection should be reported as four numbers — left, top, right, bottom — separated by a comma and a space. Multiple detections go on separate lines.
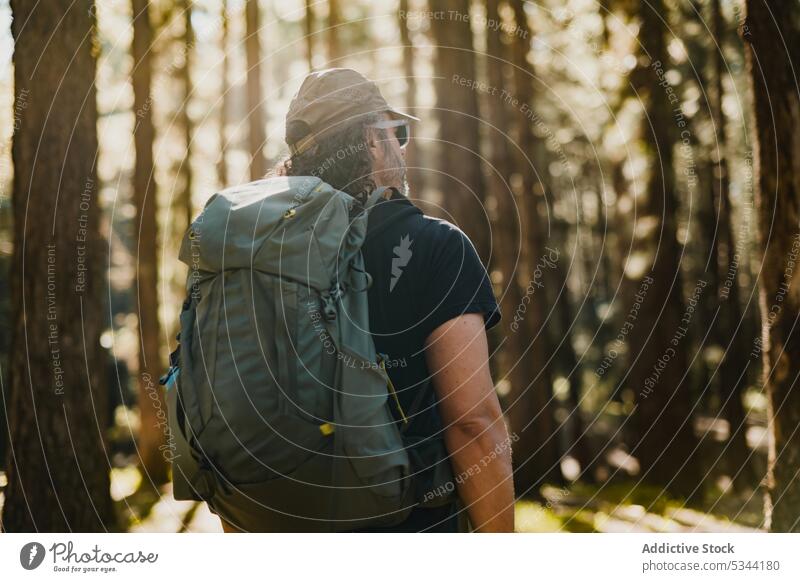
743, 0, 800, 532
428, 0, 489, 264
218, 0, 229, 188
305, 0, 315, 70
709, 0, 752, 489
327, 0, 342, 63
506, 0, 561, 492
483, 0, 529, 466
178, 0, 194, 230
2, 0, 114, 531
627, 0, 700, 499
398, 0, 422, 193
131, 0, 168, 487
551, 218, 592, 478
245, 0, 267, 180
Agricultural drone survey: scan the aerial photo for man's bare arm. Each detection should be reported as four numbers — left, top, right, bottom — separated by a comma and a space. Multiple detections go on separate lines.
425, 313, 515, 532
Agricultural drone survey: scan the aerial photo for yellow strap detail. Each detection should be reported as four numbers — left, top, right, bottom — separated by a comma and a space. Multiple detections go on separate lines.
381, 358, 408, 424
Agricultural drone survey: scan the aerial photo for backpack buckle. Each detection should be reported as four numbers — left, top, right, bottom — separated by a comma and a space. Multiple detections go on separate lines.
321, 283, 345, 321
192, 469, 216, 502
330, 282, 345, 300
322, 302, 337, 321
191, 461, 232, 502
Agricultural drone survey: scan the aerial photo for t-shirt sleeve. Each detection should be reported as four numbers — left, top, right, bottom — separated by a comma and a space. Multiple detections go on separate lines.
416, 221, 501, 343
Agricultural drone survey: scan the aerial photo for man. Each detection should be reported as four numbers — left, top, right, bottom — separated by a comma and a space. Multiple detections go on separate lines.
277, 68, 515, 532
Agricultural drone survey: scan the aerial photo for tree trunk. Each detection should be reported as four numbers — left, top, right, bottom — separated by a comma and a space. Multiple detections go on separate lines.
593, 173, 613, 304
483, 0, 529, 469
327, 0, 341, 63
245, 0, 267, 180
506, 0, 561, 492
743, 0, 800, 532
628, 0, 700, 499
710, 0, 752, 489
398, 0, 422, 194
218, 0, 229, 188
131, 0, 168, 487
305, 0, 315, 70
552, 219, 592, 478
428, 0, 489, 264
178, 0, 194, 230
2, 0, 114, 531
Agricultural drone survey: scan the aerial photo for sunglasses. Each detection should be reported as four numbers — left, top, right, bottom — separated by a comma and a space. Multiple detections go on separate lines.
369, 119, 411, 148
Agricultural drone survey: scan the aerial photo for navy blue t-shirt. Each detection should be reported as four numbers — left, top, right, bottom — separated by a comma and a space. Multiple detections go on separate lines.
360, 189, 500, 532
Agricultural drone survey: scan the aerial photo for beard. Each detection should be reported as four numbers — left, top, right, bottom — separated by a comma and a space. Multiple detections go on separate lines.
378, 144, 409, 195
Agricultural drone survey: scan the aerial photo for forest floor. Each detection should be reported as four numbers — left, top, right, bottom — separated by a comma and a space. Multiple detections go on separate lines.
0, 468, 765, 532
515, 482, 764, 533
112, 472, 764, 533
122, 485, 764, 533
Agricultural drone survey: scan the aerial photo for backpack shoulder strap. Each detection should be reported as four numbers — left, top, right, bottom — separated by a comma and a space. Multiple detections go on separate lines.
364, 186, 394, 211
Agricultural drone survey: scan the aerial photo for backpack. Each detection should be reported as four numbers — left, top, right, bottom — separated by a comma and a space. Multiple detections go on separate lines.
161, 176, 456, 532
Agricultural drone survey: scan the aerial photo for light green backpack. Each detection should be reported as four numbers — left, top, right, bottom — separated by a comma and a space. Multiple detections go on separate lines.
162, 176, 452, 532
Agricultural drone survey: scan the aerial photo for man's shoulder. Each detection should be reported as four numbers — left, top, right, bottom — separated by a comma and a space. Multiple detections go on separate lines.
384, 198, 466, 240
368, 194, 478, 259
416, 214, 481, 260
392, 212, 473, 259
417, 214, 467, 240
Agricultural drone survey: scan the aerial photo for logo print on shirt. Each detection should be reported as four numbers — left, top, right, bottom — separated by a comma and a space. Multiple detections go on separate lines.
390, 234, 413, 292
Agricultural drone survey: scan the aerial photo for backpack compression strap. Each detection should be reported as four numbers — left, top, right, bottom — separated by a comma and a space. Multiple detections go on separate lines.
162, 292, 222, 502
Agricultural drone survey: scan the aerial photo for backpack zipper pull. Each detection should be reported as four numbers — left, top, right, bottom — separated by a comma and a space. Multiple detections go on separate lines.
321, 283, 345, 321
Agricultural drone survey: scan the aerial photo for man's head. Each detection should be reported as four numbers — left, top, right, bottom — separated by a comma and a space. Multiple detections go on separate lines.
282, 68, 417, 202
